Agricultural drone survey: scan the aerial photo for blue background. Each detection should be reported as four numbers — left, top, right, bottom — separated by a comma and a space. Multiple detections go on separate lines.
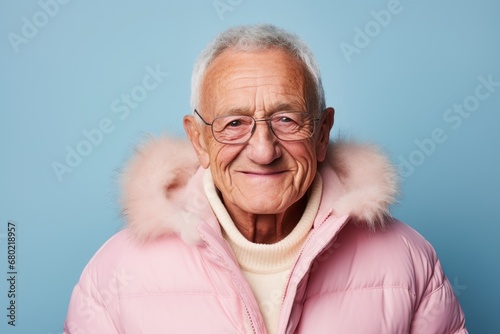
1, 0, 498, 333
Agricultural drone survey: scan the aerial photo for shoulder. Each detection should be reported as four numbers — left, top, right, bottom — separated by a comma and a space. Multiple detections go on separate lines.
66, 228, 230, 331
335, 219, 439, 273
76, 228, 203, 293
301, 219, 466, 332
373, 219, 436, 256
310, 219, 444, 298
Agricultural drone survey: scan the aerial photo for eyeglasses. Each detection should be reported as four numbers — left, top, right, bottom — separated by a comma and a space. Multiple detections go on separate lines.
194, 109, 320, 145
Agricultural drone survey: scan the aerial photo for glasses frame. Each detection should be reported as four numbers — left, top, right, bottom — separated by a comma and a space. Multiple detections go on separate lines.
194, 109, 321, 145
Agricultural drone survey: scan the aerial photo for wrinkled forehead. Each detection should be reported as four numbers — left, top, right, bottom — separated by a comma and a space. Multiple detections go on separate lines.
199, 48, 315, 112
207, 48, 306, 80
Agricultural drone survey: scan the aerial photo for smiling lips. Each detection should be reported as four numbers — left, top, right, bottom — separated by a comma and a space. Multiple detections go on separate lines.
239, 170, 287, 180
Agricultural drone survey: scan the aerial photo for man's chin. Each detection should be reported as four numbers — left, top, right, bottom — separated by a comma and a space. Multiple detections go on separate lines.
234, 196, 291, 215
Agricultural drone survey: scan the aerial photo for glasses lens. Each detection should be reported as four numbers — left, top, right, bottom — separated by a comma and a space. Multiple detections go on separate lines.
212, 115, 254, 143
271, 112, 314, 141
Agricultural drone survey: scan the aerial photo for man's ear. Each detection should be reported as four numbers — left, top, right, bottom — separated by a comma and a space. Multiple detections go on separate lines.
315, 107, 334, 162
183, 115, 210, 168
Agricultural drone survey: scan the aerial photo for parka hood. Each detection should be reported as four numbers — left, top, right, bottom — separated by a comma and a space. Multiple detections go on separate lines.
120, 136, 399, 243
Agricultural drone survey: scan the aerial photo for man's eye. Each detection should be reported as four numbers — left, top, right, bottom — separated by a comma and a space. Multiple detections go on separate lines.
277, 114, 300, 124
228, 120, 242, 127
279, 116, 294, 123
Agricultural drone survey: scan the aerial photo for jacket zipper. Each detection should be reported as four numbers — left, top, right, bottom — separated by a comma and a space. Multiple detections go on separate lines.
278, 210, 341, 333
200, 231, 259, 334
243, 301, 257, 334
227, 262, 259, 334
281, 210, 333, 304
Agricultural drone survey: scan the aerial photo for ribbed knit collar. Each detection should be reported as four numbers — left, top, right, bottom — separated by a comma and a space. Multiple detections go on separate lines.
204, 171, 323, 274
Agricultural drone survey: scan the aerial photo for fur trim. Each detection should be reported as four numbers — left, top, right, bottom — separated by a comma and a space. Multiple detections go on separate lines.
120, 136, 200, 242
120, 136, 399, 241
324, 141, 399, 230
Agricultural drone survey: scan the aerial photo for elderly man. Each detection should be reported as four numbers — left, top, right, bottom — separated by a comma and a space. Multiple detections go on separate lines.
65, 24, 467, 333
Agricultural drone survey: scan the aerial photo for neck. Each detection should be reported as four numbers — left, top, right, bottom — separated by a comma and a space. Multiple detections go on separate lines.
222, 196, 308, 244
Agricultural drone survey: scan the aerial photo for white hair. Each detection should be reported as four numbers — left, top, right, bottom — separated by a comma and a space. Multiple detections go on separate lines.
190, 24, 326, 115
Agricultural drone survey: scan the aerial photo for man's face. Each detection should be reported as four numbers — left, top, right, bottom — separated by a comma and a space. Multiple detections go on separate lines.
186, 48, 332, 216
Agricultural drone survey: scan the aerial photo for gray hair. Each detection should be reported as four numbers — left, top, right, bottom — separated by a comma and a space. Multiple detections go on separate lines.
190, 24, 326, 115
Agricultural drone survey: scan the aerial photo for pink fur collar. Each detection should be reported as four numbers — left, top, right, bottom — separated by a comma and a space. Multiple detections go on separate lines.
120, 136, 399, 242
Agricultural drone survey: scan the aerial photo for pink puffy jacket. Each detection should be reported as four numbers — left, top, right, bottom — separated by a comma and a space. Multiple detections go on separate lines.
64, 137, 467, 333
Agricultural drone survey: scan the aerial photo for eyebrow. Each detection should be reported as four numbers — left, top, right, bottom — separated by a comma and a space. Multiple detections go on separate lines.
223, 107, 252, 116
270, 103, 303, 113
222, 103, 304, 116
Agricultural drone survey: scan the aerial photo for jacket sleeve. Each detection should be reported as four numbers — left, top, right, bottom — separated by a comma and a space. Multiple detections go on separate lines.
64, 268, 120, 334
410, 259, 468, 334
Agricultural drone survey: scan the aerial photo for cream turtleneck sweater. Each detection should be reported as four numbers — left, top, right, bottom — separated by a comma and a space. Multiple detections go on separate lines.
204, 172, 323, 334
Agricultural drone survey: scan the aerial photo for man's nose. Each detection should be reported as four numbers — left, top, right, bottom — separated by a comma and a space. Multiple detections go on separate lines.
245, 121, 282, 164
